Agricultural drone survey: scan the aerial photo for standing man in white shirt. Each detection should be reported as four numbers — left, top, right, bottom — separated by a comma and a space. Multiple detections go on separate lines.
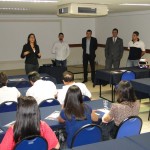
52, 33, 70, 67
26, 71, 57, 104
57, 71, 91, 105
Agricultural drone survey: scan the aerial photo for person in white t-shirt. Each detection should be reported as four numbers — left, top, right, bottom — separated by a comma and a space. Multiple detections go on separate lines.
127, 31, 145, 67
0, 72, 21, 103
57, 71, 91, 105
52, 33, 70, 67
26, 71, 57, 104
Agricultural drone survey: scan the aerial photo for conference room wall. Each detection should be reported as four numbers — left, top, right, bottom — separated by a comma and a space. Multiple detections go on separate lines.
95, 10, 150, 66
0, 15, 95, 70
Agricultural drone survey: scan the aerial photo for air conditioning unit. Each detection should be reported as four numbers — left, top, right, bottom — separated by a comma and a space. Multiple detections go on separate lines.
57, 3, 108, 17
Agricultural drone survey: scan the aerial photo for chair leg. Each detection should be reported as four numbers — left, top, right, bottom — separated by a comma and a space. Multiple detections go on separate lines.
148, 98, 150, 121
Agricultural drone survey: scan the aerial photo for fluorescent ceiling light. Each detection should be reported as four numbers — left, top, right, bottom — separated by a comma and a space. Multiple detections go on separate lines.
0, 7, 29, 10
120, 3, 150, 6
0, 0, 58, 2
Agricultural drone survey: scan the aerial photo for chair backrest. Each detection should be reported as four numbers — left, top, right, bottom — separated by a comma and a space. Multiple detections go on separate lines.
71, 124, 102, 148
121, 71, 136, 81
82, 95, 91, 102
115, 116, 142, 139
14, 135, 48, 150
0, 101, 17, 113
42, 76, 57, 84
16, 80, 31, 88
39, 98, 60, 107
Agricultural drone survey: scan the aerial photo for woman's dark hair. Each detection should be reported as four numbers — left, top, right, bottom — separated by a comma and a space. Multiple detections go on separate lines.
13, 96, 41, 143
0, 72, 7, 87
64, 85, 86, 120
116, 80, 137, 103
27, 33, 37, 46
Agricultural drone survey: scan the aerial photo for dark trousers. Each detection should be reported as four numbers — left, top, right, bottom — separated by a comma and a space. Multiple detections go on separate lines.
25, 63, 39, 74
83, 54, 95, 82
100, 121, 118, 141
55, 59, 67, 67
105, 57, 120, 69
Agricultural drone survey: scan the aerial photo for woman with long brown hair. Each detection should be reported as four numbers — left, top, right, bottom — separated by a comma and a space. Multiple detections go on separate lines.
0, 96, 60, 150
58, 85, 98, 148
21, 33, 41, 74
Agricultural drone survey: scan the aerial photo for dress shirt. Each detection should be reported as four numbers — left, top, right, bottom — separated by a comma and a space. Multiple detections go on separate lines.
26, 80, 57, 104
86, 38, 91, 54
113, 37, 117, 43
52, 40, 70, 61
0, 86, 21, 103
57, 82, 91, 105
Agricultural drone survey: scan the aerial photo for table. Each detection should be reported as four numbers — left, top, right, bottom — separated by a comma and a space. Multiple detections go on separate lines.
131, 78, 150, 120
7, 73, 56, 87
0, 99, 110, 132
39, 66, 67, 84
70, 132, 150, 150
95, 67, 150, 102
18, 83, 64, 96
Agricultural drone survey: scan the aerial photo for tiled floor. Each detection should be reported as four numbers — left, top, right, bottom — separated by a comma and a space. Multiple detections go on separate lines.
76, 78, 150, 134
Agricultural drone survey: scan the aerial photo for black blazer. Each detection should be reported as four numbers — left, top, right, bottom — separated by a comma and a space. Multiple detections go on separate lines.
82, 37, 98, 58
21, 43, 41, 65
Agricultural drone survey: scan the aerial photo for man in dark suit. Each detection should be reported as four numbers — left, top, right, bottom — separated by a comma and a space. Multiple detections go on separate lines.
82, 30, 98, 83
105, 28, 124, 69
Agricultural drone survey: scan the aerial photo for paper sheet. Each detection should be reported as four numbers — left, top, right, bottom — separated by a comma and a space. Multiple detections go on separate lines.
8, 78, 25, 81
45, 111, 60, 120
96, 109, 110, 114
4, 121, 15, 128
0, 129, 3, 133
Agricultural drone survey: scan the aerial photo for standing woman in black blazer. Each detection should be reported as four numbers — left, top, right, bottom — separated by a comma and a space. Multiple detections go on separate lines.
21, 33, 41, 74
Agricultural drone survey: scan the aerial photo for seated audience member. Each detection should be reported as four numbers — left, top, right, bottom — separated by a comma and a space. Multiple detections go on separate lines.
58, 85, 98, 148
57, 71, 91, 105
26, 71, 57, 104
0, 96, 60, 150
101, 81, 140, 140
0, 72, 21, 103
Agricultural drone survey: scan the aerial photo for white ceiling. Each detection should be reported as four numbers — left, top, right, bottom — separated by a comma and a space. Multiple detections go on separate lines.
0, 0, 150, 15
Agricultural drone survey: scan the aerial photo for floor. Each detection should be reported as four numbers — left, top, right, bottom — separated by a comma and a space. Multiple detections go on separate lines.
3, 64, 150, 133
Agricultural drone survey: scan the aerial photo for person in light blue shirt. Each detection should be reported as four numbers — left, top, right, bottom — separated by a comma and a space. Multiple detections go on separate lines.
58, 85, 98, 148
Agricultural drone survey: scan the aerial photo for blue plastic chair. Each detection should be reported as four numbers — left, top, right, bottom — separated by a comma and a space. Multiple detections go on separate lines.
114, 71, 136, 100
39, 98, 60, 107
115, 116, 142, 139
0, 101, 17, 113
70, 124, 102, 148
14, 135, 48, 150
82, 95, 91, 102
121, 71, 136, 81
16, 80, 31, 88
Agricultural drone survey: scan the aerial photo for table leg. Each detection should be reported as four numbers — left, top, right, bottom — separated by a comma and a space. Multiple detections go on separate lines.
148, 98, 150, 121
111, 84, 114, 103
99, 84, 102, 97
